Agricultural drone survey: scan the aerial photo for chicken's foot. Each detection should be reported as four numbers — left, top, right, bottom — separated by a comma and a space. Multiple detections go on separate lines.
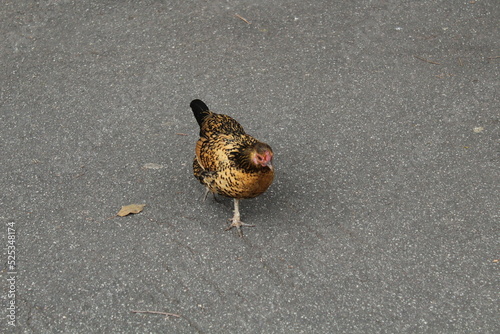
225, 198, 254, 237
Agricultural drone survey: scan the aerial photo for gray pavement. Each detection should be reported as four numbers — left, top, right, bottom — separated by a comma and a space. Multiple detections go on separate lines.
1, 0, 499, 333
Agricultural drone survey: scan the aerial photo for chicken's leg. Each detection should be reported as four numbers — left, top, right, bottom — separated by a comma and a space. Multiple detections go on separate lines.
225, 198, 255, 237
203, 187, 211, 201
202, 187, 220, 202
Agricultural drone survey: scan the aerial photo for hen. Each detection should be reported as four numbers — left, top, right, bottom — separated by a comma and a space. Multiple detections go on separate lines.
190, 99, 274, 237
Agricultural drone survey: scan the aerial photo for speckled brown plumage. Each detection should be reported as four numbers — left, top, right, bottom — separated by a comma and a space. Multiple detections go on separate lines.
190, 99, 274, 237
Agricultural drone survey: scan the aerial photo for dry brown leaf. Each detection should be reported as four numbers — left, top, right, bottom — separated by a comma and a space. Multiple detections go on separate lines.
117, 204, 146, 217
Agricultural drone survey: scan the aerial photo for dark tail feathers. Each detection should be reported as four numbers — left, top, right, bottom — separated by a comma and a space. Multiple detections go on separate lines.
190, 99, 211, 127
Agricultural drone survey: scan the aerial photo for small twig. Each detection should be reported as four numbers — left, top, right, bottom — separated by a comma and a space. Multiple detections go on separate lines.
414, 55, 441, 65
175, 133, 188, 136
234, 13, 251, 25
486, 56, 499, 60
131, 310, 181, 318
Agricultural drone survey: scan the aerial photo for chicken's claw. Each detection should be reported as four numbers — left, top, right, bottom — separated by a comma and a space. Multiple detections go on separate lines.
225, 219, 255, 238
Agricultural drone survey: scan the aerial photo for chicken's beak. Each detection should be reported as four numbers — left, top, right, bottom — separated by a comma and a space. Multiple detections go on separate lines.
265, 161, 274, 171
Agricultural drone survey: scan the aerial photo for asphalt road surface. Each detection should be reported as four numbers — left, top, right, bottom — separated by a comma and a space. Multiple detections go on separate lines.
1, 1, 498, 333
